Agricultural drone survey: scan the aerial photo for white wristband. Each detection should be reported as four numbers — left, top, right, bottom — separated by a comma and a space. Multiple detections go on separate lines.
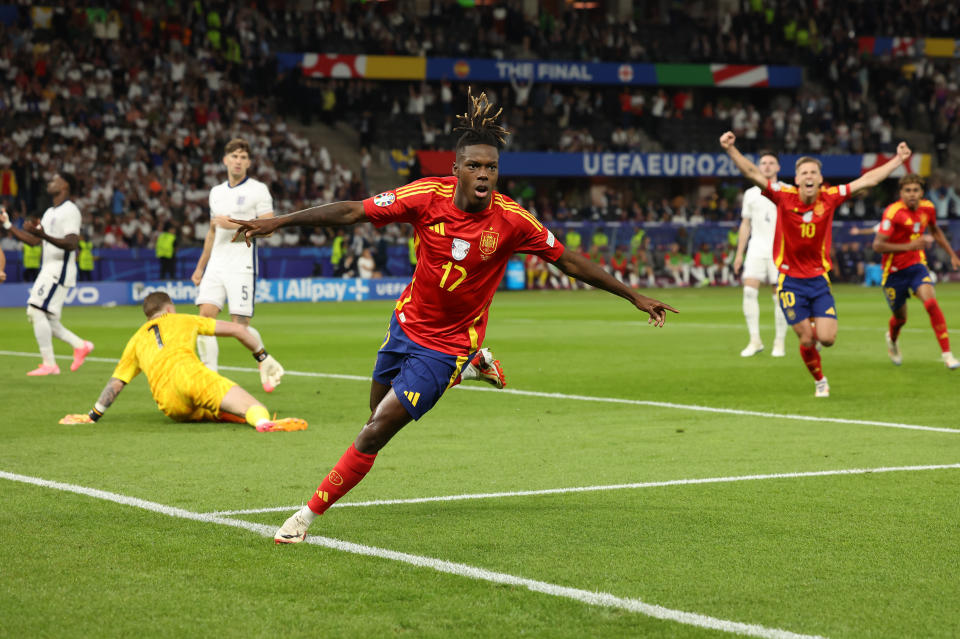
94, 402, 107, 414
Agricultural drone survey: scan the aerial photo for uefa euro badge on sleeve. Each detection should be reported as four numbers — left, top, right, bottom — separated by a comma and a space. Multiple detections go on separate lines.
373, 191, 395, 207
451, 238, 470, 261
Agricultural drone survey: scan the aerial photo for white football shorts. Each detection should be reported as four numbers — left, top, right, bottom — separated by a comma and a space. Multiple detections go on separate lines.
742, 253, 779, 284
27, 271, 70, 318
195, 269, 255, 317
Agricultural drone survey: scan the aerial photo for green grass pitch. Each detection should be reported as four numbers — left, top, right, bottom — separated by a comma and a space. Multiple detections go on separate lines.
2, 284, 959, 638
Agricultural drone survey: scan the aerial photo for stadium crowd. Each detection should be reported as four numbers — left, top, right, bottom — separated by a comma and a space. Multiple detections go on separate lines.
1, 1, 959, 286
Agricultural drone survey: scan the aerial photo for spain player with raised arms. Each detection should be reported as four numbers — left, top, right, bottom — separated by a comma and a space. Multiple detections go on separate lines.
874, 174, 960, 369
59, 291, 306, 432
230, 90, 677, 544
721, 131, 912, 397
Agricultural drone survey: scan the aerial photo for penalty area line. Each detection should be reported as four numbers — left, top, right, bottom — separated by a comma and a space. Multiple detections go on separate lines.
0, 469, 825, 639
207, 462, 960, 516
2, 350, 956, 434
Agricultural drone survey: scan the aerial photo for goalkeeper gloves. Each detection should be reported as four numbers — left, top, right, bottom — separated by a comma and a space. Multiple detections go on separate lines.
253, 349, 284, 392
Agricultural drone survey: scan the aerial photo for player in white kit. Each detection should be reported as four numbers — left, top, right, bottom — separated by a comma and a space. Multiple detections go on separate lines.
191, 139, 275, 386
1, 172, 95, 375
732, 151, 788, 358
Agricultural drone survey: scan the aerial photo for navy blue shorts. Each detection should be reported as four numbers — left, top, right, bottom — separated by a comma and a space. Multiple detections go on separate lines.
777, 274, 837, 325
882, 263, 934, 311
372, 314, 474, 420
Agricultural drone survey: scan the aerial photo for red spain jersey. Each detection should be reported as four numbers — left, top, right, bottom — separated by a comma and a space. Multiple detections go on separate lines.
877, 199, 935, 277
363, 177, 565, 355
762, 180, 852, 278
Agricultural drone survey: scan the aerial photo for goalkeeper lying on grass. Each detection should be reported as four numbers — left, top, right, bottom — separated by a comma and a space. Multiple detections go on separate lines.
60, 291, 306, 432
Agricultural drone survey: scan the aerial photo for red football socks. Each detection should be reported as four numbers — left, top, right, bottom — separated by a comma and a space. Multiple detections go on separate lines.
307, 444, 378, 515
888, 316, 906, 343
923, 298, 951, 353
799, 344, 823, 381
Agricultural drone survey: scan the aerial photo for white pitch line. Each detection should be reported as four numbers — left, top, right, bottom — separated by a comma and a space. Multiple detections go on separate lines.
206, 463, 960, 516
2, 350, 956, 434
0, 469, 825, 639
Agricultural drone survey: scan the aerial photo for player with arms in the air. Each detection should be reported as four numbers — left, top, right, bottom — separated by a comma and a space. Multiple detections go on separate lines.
732, 150, 788, 358
1, 173, 94, 376
59, 291, 304, 432
192, 138, 274, 384
231, 90, 678, 544
874, 174, 960, 369
721, 131, 912, 397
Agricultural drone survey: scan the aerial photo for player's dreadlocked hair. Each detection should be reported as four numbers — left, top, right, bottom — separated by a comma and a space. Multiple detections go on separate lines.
454, 88, 510, 154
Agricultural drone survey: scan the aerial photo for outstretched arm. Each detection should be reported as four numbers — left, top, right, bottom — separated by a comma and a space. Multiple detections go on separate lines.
72, 377, 127, 424
552, 247, 678, 326
215, 320, 263, 352
719, 131, 767, 189
848, 142, 911, 195
1, 209, 43, 246
215, 320, 285, 390
929, 221, 960, 270
232, 201, 367, 246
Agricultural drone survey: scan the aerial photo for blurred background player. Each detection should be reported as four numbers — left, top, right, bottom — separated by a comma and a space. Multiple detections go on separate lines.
191, 138, 274, 382
721, 131, 911, 398
732, 150, 788, 358
59, 292, 303, 432
1, 173, 94, 376
229, 90, 676, 544
874, 174, 960, 369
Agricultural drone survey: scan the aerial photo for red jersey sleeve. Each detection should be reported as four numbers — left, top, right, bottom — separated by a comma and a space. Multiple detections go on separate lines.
821, 183, 853, 210
760, 179, 789, 206
512, 219, 565, 262
363, 179, 443, 228
877, 202, 900, 238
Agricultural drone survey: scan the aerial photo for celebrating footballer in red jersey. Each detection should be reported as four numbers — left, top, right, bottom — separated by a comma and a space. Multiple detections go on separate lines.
363, 175, 563, 355
872, 174, 960, 369
230, 90, 677, 545
721, 130, 912, 397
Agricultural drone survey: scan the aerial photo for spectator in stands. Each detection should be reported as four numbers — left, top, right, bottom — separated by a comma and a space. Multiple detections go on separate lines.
357, 247, 377, 279
691, 242, 717, 287
664, 242, 691, 287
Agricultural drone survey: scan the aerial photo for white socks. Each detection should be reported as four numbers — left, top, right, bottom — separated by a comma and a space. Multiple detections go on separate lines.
28, 307, 56, 366
743, 286, 760, 342
299, 504, 318, 524
772, 293, 788, 344
197, 335, 219, 372
49, 317, 84, 349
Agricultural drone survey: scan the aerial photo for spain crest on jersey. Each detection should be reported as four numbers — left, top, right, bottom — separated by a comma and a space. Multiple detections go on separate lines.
451, 238, 470, 261
813, 201, 825, 217
479, 230, 500, 255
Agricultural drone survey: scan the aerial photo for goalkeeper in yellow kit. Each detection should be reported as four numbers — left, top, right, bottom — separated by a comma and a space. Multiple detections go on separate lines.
60, 291, 306, 432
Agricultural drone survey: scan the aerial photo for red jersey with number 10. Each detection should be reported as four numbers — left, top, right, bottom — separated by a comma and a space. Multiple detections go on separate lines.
762, 180, 852, 278
363, 177, 565, 356
877, 199, 935, 277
